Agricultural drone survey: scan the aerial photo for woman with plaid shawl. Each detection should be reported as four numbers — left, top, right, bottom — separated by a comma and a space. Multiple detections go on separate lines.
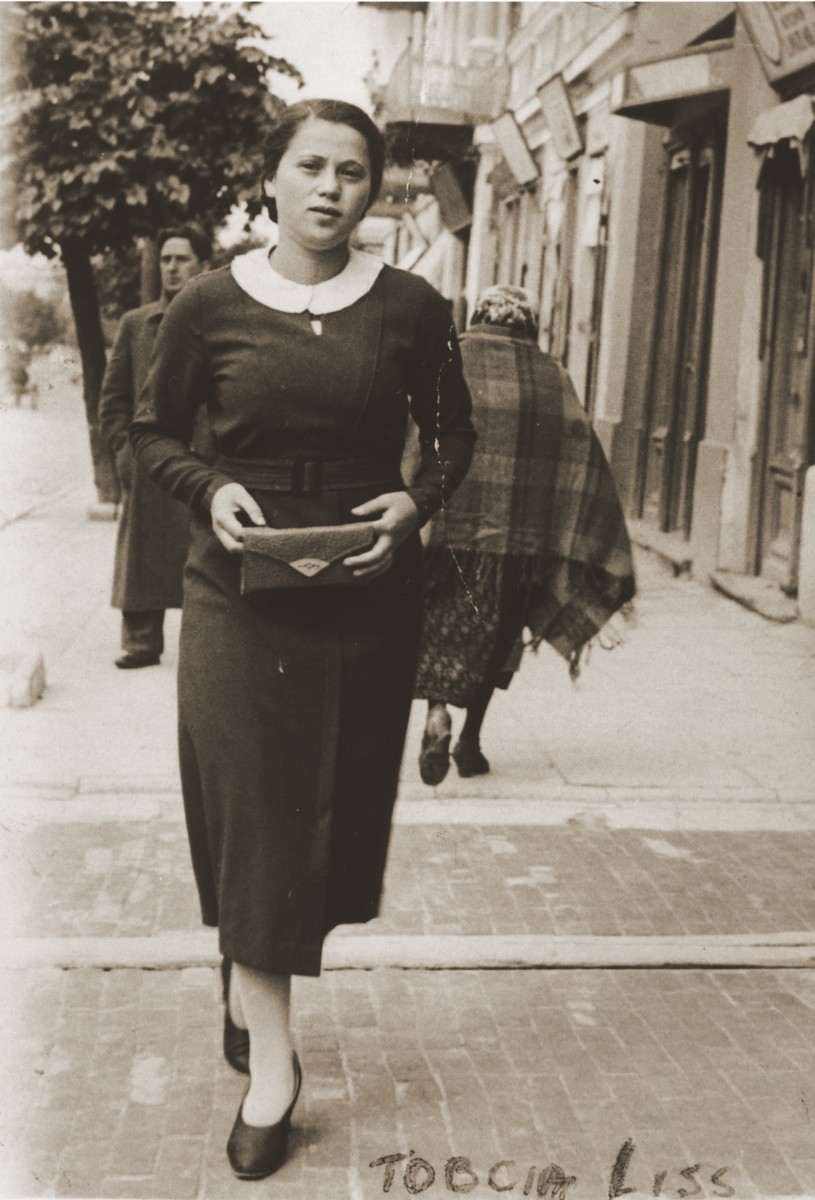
415, 285, 635, 785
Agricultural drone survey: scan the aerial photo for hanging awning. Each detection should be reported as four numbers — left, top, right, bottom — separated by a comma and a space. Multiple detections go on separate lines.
430, 161, 475, 234
611, 39, 733, 126
748, 94, 815, 176
748, 93, 815, 150
398, 230, 451, 290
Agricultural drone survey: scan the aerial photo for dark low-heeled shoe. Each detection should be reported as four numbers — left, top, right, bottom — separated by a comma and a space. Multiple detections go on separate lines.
224, 1010, 250, 1076
452, 739, 490, 777
418, 709, 453, 786
227, 1052, 302, 1181
115, 650, 160, 669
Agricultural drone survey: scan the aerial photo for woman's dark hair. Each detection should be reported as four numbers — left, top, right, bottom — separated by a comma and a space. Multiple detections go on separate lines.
262, 99, 385, 223
157, 225, 212, 263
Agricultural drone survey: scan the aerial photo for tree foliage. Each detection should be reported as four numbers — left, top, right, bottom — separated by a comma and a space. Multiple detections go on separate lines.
2, 1, 301, 498
2, 284, 74, 349
93, 246, 142, 332
7, 1, 302, 256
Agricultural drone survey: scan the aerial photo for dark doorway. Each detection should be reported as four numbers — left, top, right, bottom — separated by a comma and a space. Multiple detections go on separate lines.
753, 139, 815, 593
636, 126, 725, 537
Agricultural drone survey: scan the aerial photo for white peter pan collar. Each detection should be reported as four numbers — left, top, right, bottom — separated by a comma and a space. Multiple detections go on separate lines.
230, 241, 383, 315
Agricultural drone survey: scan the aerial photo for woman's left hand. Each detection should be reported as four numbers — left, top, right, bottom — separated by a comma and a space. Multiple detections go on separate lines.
345, 491, 419, 580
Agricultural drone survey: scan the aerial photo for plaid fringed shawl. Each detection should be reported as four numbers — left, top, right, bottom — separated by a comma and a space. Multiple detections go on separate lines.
426, 325, 636, 667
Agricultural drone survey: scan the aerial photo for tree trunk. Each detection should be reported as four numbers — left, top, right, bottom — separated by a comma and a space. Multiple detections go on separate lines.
61, 238, 119, 503
139, 237, 161, 305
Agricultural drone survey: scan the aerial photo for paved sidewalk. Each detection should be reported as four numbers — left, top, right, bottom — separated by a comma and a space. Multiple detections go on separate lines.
0, 349, 90, 530
1, 481, 814, 799
2, 965, 814, 1200
2, 361, 813, 804
6, 801, 815, 943
3, 413, 815, 1199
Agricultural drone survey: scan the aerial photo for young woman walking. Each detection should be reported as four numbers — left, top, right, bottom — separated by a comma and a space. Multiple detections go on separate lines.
131, 99, 475, 1179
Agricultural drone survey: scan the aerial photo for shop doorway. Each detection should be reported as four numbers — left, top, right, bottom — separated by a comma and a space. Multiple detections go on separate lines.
753, 140, 815, 593
547, 167, 579, 366
584, 157, 609, 419
497, 194, 521, 283
636, 128, 725, 537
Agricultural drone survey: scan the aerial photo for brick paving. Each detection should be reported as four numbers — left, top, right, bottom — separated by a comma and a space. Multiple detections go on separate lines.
8, 811, 815, 942
4, 396, 815, 1200
2, 965, 814, 1199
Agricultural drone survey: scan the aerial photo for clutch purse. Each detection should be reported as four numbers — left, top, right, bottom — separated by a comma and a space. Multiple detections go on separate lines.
240, 522, 377, 593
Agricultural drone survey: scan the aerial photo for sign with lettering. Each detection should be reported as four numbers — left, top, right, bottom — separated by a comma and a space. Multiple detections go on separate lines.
537, 73, 584, 161
739, 2, 815, 84
490, 112, 539, 188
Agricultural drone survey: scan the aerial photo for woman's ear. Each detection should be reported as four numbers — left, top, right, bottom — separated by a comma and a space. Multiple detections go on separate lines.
262, 179, 276, 201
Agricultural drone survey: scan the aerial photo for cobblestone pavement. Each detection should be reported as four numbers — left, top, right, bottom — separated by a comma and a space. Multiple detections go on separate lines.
7, 809, 815, 942
2, 965, 814, 1200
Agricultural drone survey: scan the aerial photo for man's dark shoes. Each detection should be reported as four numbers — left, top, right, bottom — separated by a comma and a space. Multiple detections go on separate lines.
418, 707, 453, 785
227, 1052, 302, 1181
452, 739, 490, 777
115, 651, 160, 669
224, 1010, 250, 1075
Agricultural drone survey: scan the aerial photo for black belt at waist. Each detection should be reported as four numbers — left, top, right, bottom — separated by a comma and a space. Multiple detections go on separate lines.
215, 455, 402, 498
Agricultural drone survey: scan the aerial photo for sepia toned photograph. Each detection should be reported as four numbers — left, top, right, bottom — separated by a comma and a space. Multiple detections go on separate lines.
1, 1, 814, 1197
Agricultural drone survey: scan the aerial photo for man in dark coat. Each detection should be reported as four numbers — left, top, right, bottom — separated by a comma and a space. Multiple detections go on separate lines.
100, 226, 211, 667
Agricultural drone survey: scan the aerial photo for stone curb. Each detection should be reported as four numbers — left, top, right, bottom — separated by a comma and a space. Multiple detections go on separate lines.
0, 648, 45, 708
712, 568, 799, 623
405, 782, 815, 805
4, 931, 815, 971
3, 791, 815, 832
2, 777, 813, 806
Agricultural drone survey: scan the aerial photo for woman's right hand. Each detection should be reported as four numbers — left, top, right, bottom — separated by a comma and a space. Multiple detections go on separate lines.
210, 483, 266, 554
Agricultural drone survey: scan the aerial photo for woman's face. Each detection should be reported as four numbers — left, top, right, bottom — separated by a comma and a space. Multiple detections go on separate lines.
268, 117, 372, 253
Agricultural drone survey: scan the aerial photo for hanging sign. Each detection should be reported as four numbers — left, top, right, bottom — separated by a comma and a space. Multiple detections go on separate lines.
490, 112, 539, 188
537, 74, 584, 161
739, 2, 815, 84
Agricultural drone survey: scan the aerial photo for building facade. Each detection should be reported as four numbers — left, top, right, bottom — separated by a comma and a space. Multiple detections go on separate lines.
378, 1, 815, 623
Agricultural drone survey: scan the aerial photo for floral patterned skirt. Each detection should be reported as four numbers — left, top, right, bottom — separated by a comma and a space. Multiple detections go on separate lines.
414, 562, 526, 708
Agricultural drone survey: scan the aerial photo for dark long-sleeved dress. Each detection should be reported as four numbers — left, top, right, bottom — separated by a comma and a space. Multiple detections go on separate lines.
131, 249, 474, 976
